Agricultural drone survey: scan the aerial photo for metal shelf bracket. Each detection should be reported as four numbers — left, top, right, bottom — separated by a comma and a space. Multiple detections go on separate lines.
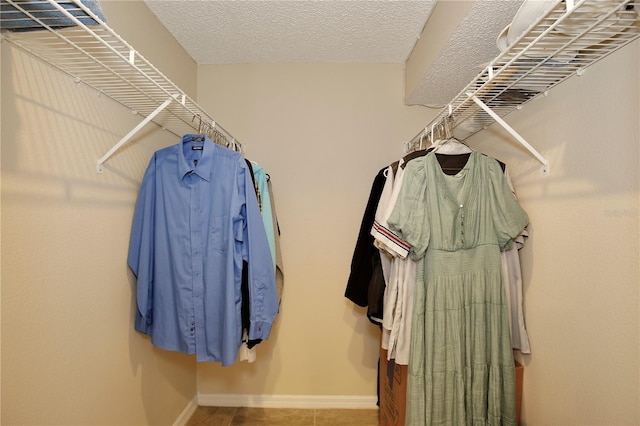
96, 95, 178, 173
469, 94, 550, 175
405, 0, 637, 176
1, 0, 242, 174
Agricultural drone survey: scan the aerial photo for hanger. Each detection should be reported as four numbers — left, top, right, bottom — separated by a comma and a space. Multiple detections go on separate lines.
428, 120, 447, 151
432, 115, 472, 155
223, 135, 243, 153
207, 121, 222, 145
190, 114, 205, 141
417, 126, 430, 151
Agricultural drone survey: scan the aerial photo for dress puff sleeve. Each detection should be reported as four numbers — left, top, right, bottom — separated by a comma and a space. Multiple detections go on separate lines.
388, 160, 430, 262
488, 159, 529, 251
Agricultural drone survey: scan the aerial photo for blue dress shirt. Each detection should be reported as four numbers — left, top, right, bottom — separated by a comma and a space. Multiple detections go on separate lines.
128, 135, 278, 365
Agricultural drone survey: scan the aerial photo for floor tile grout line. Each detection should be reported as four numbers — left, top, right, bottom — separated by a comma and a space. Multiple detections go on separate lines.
185, 405, 380, 425
227, 406, 236, 426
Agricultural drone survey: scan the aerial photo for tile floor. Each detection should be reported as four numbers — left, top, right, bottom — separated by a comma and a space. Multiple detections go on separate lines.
186, 406, 380, 426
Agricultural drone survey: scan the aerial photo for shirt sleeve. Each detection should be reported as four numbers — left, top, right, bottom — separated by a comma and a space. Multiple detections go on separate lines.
488, 160, 529, 251
127, 154, 157, 335
370, 167, 394, 251
344, 167, 386, 307
235, 162, 279, 341
388, 160, 430, 261
503, 166, 529, 250
374, 164, 412, 259
371, 166, 412, 259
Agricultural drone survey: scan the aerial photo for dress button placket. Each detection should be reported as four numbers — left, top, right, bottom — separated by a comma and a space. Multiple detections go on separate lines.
460, 204, 465, 245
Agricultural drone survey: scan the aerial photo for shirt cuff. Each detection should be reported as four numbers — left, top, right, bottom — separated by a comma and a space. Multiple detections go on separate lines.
249, 320, 273, 341
371, 221, 411, 259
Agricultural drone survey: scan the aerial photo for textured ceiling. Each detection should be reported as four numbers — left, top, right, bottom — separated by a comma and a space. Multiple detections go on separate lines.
143, 0, 524, 106
407, 0, 524, 107
143, 0, 438, 64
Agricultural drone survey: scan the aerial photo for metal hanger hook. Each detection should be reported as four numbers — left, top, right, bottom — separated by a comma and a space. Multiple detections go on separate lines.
192, 114, 203, 134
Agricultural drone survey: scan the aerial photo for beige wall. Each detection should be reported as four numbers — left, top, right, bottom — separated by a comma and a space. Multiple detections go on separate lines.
2, 0, 638, 423
1, 1, 197, 424
193, 46, 639, 421
194, 63, 431, 398
468, 40, 640, 424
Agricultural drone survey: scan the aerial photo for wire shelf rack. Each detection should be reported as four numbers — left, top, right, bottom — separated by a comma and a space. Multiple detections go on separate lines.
408, 0, 639, 174
1, 0, 240, 172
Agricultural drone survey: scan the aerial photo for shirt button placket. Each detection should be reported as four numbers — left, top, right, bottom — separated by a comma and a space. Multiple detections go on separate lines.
190, 179, 205, 356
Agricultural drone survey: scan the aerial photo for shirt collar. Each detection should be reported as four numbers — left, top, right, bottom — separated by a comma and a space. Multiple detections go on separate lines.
178, 134, 215, 181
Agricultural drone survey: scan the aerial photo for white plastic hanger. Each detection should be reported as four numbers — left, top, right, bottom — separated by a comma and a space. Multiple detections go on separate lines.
417, 126, 430, 150
432, 116, 472, 155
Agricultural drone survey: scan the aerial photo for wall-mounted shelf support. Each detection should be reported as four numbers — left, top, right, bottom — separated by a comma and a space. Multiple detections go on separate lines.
469, 94, 549, 175
97, 94, 178, 173
406, 0, 638, 176
1, 0, 242, 174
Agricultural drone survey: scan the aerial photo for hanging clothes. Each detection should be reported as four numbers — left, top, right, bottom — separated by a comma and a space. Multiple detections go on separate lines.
266, 175, 285, 302
128, 135, 278, 366
370, 149, 530, 361
371, 158, 416, 365
240, 162, 285, 363
502, 168, 531, 354
344, 166, 389, 322
388, 151, 528, 425
251, 161, 276, 268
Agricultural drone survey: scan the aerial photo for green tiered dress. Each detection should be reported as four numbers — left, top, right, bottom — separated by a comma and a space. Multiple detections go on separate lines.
388, 151, 528, 426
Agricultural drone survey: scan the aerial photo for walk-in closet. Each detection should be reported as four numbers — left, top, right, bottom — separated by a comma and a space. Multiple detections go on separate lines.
2, 0, 638, 425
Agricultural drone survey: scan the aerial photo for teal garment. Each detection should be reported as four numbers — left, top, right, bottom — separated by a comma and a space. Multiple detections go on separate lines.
252, 162, 276, 269
388, 152, 528, 426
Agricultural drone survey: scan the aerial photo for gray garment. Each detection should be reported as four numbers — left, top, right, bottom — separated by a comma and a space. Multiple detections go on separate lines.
267, 178, 284, 303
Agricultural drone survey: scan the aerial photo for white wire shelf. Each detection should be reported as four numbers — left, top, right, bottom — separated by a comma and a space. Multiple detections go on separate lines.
1, 0, 240, 172
408, 0, 639, 175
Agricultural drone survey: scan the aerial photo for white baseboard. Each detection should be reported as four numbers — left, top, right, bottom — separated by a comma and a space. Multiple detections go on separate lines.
173, 395, 199, 426
197, 393, 378, 409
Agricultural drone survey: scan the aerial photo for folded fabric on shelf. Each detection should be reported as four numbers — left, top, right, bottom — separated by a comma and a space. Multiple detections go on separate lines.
1, 0, 106, 32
